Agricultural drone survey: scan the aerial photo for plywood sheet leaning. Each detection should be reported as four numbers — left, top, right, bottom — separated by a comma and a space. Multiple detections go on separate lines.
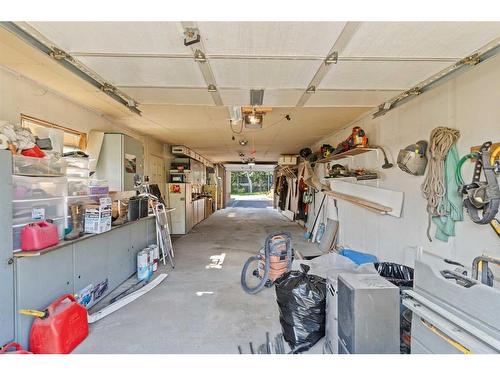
85, 130, 105, 173
329, 180, 404, 218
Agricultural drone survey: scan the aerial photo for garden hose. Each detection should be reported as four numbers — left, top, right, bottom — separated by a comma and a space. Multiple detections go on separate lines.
455, 152, 479, 186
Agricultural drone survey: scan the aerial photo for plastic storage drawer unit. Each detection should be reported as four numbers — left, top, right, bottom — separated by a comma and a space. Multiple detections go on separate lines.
12, 197, 66, 225
67, 178, 89, 196
64, 157, 89, 170
12, 175, 67, 200
13, 155, 66, 177
65, 157, 90, 178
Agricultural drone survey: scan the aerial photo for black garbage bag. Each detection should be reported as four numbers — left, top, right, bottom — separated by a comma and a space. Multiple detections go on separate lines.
374, 262, 414, 287
274, 264, 327, 353
374, 262, 414, 354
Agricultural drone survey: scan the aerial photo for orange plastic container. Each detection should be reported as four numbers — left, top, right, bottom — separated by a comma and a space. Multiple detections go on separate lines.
29, 294, 88, 354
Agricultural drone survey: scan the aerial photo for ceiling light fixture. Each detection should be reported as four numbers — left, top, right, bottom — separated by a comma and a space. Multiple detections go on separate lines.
306, 85, 316, 94
325, 51, 338, 65
207, 84, 217, 92
194, 49, 207, 63
239, 140, 248, 146
244, 113, 263, 129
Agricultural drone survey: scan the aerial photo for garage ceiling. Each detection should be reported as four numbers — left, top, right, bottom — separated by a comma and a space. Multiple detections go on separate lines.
1, 22, 500, 162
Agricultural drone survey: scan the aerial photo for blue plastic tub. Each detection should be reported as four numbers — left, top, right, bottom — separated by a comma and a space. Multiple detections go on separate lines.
339, 249, 378, 265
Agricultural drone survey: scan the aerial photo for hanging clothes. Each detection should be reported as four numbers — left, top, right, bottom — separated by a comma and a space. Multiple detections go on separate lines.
432, 145, 463, 241
279, 177, 288, 211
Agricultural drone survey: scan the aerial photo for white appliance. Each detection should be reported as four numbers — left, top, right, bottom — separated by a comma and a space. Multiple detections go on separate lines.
96, 133, 144, 191
167, 183, 193, 235
337, 273, 400, 354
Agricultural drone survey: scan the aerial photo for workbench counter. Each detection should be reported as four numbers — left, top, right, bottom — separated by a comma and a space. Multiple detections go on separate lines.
13, 215, 157, 349
13, 215, 156, 258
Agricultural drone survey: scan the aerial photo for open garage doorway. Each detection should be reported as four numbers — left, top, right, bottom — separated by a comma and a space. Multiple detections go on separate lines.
224, 164, 276, 208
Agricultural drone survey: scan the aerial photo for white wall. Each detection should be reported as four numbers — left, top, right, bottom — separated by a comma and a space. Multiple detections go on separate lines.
312, 55, 500, 271
0, 65, 170, 187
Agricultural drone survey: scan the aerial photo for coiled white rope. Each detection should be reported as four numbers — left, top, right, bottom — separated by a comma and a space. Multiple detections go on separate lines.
421, 126, 460, 241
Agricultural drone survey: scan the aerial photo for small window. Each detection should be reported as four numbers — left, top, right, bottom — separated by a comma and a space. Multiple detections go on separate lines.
21, 114, 87, 153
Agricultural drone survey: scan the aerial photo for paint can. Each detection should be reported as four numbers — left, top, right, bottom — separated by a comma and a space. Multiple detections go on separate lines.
150, 245, 159, 271
147, 246, 155, 274
137, 250, 150, 281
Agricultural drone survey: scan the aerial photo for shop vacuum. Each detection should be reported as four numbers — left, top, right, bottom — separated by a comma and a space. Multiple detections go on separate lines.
240, 232, 293, 294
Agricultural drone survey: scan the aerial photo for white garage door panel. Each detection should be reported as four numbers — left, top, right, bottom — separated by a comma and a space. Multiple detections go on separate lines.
211, 59, 322, 88
78, 56, 207, 87
320, 60, 451, 90
199, 22, 346, 57
119, 87, 214, 105
307, 90, 399, 107
342, 22, 500, 58
28, 22, 189, 55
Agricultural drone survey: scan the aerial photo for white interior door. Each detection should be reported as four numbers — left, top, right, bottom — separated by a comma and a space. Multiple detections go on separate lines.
149, 154, 166, 199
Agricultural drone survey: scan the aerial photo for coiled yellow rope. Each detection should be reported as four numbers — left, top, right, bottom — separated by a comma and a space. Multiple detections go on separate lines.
421, 127, 460, 241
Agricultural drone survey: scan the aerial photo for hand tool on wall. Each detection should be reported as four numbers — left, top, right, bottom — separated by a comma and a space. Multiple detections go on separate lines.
305, 195, 326, 240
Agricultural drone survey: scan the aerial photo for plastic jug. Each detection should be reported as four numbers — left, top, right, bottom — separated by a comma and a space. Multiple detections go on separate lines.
21, 221, 59, 251
29, 294, 88, 354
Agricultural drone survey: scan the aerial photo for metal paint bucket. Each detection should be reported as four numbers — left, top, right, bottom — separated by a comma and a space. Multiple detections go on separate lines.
150, 245, 159, 271
147, 246, 155, 274
137, 250, 150, 281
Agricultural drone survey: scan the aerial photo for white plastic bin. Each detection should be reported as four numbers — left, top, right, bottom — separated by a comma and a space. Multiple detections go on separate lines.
12, 197, 66, 225
13, 155, 66, 176
67, 178, 89, 196
12, 175, 67, 200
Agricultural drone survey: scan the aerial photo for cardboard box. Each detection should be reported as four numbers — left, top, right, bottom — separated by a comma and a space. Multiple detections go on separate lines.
84, 197, 112, 234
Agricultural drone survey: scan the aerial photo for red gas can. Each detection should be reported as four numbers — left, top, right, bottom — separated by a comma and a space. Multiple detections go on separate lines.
29, 294, 88, 354
21, 221, 59, 251
0, 342, 32, 354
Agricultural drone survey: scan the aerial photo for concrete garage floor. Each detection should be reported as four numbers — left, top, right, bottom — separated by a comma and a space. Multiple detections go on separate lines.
75, 198, 322, 354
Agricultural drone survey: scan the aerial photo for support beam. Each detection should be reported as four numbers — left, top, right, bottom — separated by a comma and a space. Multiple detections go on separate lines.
296, 22, 361, 107
180, 21, 223, 106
